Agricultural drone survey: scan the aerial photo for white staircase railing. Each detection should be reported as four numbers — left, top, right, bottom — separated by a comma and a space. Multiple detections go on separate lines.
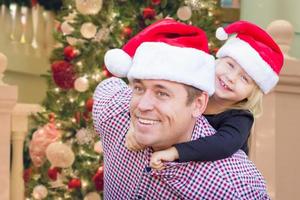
11, 103, 42, 200
0, 52, 18, 200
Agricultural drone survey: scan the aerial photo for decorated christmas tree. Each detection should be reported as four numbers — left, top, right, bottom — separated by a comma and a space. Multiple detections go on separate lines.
23, 0, 221, 199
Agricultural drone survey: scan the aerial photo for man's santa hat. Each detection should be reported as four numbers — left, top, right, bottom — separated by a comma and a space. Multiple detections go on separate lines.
216, 20, 284, 94
104, 19, 215, 95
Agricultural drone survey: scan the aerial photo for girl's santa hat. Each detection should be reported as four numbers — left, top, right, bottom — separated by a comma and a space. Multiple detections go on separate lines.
216, 20, 284, 94
104, 19, 215, 96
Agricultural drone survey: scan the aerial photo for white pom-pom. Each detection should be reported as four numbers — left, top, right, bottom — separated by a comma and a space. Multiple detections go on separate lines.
104, 49, 132, 77
216, 27, 228, 40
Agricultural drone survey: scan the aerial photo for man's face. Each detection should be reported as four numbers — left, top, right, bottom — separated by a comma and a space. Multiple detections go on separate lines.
129, 79, 199, 150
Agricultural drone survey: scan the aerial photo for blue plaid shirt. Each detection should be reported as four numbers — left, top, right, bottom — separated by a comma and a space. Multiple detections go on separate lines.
93, 77, 270, 200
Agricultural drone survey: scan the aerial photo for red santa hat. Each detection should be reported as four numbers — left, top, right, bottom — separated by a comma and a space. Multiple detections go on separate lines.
104, 19, 215, 95
216, 20, 284, 94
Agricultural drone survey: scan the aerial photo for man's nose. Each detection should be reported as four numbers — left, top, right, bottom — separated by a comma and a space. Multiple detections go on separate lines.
137, 91, 155, 111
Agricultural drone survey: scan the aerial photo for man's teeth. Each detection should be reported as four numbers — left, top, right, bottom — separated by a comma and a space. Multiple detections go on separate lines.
138, 118, 159, 125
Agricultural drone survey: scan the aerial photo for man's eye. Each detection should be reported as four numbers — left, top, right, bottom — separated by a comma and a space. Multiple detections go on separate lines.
157, 91, 169, 97
133, 86, 143, 93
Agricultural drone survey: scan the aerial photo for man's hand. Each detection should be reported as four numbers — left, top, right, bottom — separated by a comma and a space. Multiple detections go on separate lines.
150, 147, 179, 171
125, 124, 146, 151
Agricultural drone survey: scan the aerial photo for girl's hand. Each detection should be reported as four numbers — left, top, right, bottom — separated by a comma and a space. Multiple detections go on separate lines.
150, 147, 179, 171
125, 124, 146, 151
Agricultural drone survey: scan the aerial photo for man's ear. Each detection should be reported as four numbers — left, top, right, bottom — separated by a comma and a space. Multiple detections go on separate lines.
192, 92, 209, 118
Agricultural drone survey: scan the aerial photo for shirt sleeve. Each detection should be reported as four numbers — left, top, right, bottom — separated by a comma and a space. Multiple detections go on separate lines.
92, 77, 132, 138
174, 110, 254, 162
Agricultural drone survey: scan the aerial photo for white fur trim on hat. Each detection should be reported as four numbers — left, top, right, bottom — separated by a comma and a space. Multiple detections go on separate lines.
216, 38, 279, 93
127, 42, 216, 96
216, 27, 228, 41
104, 49, 132, 77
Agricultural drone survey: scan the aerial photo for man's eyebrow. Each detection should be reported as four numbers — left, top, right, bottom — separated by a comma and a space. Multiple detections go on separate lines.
132, 79, 142, 84
153, 84, 173, 94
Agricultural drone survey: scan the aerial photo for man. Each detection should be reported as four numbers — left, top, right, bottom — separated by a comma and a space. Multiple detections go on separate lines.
93, 19, 269, 199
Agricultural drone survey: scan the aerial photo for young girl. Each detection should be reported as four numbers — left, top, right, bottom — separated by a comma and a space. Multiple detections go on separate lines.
125, 20, 284, 170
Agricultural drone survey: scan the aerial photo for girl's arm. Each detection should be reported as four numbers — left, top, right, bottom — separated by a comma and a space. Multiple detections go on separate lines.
174, 109, 254, 162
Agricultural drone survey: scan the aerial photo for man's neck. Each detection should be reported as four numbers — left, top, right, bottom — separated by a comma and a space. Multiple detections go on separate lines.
152, 119, 196, 151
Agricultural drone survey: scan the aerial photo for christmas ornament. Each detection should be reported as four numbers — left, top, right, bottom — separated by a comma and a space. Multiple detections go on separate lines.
29, 123, 60, 167
75, 0, 103, 15
151, 0, 161, 5
177, 6, 192, 21
23, 168, 32, 183
122, 26, 132, 38
92, 166, 104, 191
76, 128, 94, 145
83, 111, 91, 121
47, 167, 60, 181
49, 173, 65, 188
94, 27, 110, 42
143, 7, 156, 19
46, 142, 75, 168
48, 112, 55, 123
32, 185, 48, 200
185, 0, 203, 10
80, 22, 97, 39
61, 21, 74, 35
51, 60, 76, 89
74, 77, 89, 92
85, 97, 94, 112
84, 192, 101, 200
94, 140, 103, 154
68, 178, 81, 189
66, 36, 79, 45
64, 45, 79, 61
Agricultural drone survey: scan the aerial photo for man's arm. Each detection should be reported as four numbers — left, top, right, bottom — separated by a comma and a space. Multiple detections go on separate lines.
92, 77, 132, 138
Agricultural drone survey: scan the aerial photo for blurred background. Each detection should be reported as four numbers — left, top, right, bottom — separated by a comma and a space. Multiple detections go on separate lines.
0, 0, 299, 199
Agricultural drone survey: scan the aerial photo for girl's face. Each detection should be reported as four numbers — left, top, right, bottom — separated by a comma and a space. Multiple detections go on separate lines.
213, 57, 256, 106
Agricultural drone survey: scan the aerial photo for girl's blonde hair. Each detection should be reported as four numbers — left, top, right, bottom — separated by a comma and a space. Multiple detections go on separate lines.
231, 84, 264, 118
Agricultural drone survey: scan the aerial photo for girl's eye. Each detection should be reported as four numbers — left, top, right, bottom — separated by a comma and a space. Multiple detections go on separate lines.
241, 75, 249, 83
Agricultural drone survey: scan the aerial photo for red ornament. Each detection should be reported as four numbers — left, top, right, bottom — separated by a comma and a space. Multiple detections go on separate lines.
48, 112, 55, 123
75, 111, 81, 124
47, 167, 60, 181
86, 98, 94, 112
122, 27, 133, 38
51, 60, 76, 89
143, 7, 156, 19
68, 178, 81, 189
31, 0, 38, 7
23, 168, 32, 183
64, 45, 79, 61
92, 166, 104, 191
151, 0, 161, 5
102, 64, 113, 78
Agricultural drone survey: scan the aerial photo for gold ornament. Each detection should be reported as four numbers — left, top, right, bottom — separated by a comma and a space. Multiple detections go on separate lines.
177, 6, 192, 21
80, 22, 97, 39
76, 0, 103, 15
46, 142, 75, 168
74, 77, 89, 92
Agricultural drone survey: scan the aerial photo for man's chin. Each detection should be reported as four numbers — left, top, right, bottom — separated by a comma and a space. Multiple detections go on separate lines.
135, 133, 153, 147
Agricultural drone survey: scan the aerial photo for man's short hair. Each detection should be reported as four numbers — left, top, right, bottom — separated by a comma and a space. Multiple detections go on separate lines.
184, 85, 203, 105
